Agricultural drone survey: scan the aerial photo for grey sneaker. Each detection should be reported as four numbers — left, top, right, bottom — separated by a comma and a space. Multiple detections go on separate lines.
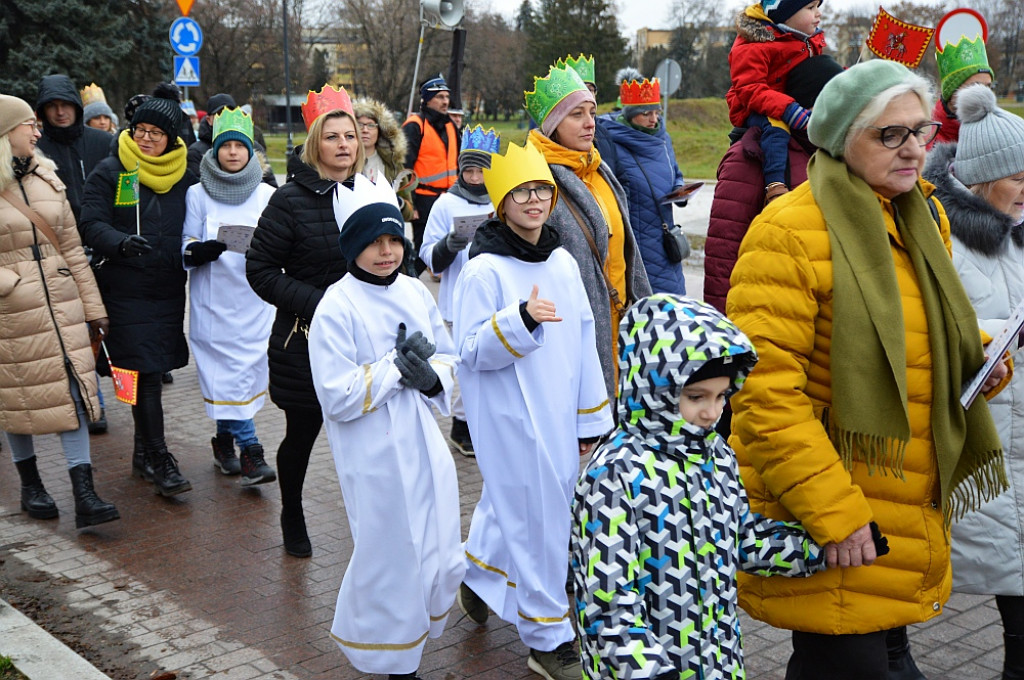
527, 641, 581, 680
457, 582, 488, 625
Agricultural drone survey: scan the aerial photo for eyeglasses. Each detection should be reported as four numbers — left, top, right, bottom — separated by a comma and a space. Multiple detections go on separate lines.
869, 122, 941, 149
358, 122, 378, 130
19, 120, 37, 128
132, 126, 166, 141
508, 185, 554, 204
635, 109, 662, 118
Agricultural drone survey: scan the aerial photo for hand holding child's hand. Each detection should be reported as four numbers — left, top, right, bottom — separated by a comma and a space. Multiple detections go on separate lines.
525, 285, 562, 324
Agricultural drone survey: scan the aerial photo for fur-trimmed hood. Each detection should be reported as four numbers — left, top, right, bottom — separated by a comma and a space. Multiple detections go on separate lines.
924, 142, 1022, 256
352, 97, 407, 182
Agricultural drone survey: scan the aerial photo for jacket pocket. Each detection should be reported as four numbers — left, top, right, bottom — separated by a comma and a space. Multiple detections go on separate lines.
0, 267, 20, 296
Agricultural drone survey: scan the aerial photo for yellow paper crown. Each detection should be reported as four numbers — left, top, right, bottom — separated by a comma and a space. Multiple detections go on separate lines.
483, 141, 557, 213
80, 83, 106, 107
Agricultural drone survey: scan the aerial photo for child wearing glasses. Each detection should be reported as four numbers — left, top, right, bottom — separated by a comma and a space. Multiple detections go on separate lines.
452, 141, 613, 680
727, 0, 825, 204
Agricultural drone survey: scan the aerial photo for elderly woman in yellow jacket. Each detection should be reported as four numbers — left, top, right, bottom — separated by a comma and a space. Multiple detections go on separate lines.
727, 60, 1008, 679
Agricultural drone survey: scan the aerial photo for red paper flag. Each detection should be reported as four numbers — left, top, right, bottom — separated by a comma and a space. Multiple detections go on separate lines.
866, 7, 935, 68
100, 341, 139, 405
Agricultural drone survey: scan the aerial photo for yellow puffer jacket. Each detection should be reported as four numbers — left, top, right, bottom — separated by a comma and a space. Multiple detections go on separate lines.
726, 178, 953, 635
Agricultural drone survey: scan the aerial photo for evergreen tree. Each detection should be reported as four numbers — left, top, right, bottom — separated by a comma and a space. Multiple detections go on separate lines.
523, 0, 628, 103
0, 0, 135, 103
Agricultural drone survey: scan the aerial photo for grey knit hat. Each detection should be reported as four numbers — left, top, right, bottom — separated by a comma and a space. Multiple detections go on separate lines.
83, 100, 115, 125
953, 84, 1024, 186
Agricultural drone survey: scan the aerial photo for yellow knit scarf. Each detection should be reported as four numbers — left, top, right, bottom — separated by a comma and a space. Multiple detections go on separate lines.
117, 130, 187, 194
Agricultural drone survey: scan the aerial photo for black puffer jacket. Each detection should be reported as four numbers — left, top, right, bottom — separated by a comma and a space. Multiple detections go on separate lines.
78, 155, 197, 374
35, 75, 113, 220
246, 148, 346, 411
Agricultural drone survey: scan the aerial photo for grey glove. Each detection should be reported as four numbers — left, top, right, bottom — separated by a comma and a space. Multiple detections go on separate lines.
395, 322, 435, 361
395, 347, 441, 393
445, 231, 470, 251
119, 234, 152, 257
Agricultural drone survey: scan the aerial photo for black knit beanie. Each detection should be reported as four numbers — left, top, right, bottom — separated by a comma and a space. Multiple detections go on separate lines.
206, 93, 237, 117
784, 55, 844, 109
132, 97, 182, 143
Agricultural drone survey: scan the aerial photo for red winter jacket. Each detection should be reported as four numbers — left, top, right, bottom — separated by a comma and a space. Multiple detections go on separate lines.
703, 126, 816, 314
726, 4, 827, 127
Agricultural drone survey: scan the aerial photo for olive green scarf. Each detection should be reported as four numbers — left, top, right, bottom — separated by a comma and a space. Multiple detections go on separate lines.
807, 150, 1006, 523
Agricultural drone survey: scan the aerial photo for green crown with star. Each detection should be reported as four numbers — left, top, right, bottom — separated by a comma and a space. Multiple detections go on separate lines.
936, 36, 993, 102
524, 64, 589, 127
212, 107, 254, 144
555, 53, 595, 84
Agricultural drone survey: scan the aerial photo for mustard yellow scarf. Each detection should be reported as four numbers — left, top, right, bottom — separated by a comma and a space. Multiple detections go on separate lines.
117, 130, 187, 194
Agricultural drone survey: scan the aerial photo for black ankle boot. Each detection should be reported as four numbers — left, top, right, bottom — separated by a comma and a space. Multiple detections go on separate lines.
1005, 633, 1024, 680
887, 626, 927, 680
240, 444, 276, 486
212, 433, 240, 476
131, 433, 153, 481
281, 507, 311, 557
14, 457, 58, 519
148, 444, 192, 497
68, 464, 120, 528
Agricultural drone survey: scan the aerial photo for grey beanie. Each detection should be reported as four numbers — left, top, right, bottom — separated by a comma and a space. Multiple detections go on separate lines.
83, 100, 115, 124
807, 60, 915, 158
953, 84, 1024, 186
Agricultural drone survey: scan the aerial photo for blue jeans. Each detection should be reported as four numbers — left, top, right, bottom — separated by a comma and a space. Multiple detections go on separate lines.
747, 113, 791, 187
7, 378, 91, 468
216, 419, 259, 449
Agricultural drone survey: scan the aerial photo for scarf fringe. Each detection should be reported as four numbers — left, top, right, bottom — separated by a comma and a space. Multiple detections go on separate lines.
832, 427, 909, 480
946, 448, 1008, 528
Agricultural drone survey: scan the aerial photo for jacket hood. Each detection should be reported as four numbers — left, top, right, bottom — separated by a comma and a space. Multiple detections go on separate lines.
286, 145, 338, 195
35, 75, 84, 120
353, 98, 408, 179
601, 116, 672, 155
618, 295, 757, 442
923, 142, 1022, 255
737, 4, 776, 43
197, 115, 213, 144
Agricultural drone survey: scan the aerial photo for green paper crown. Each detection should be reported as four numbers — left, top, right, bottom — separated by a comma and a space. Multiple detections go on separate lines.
213, 107, 254, 144
555, 53, 595, 84
936, 36, 993, 102
525, 65, 589, 127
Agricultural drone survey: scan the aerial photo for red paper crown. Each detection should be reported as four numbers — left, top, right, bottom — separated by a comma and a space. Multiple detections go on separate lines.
301, 85, 354, 130
620, 78, 661, 106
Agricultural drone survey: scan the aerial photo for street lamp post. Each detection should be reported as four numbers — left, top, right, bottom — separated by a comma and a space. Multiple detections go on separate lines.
283, 0, 294, 155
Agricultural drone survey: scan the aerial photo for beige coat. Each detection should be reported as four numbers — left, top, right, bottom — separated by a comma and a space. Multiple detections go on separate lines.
0, 158, 105, 434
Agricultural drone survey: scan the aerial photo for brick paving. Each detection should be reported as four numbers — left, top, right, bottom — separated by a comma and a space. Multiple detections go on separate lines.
0, 267, 1012, 679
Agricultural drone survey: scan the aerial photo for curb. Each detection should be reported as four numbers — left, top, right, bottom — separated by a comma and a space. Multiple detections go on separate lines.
0, 596, 110, 680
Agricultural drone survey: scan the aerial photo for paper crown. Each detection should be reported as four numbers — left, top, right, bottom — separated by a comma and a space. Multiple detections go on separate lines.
482, 141, 557, 212
936, 37, 993, 101
555, 54, 595, 85
80, 83, 106, 107
620, 78, 661, 106
213, 107, 254, 143
301, 84, 354, 130
461, 125, 500, 155
525, 64, 590, 127
333, 172, 399, 232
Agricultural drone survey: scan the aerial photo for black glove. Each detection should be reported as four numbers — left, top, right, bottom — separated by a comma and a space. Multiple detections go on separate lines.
187, 239, 228, 266
395, 347, 441, 394
445, 231, 470, 251
119, 234, 152, 257
395, 322, 435, 361
869, 521, 890, 557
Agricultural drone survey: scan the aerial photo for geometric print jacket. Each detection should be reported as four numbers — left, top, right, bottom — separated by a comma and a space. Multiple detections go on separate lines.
572, 295, 826, 679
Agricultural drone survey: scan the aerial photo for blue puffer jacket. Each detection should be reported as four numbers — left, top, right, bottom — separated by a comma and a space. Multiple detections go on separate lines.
597, 115, 686, 294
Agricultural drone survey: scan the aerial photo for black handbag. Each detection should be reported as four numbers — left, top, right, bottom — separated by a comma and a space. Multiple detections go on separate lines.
661, 222, 690, 263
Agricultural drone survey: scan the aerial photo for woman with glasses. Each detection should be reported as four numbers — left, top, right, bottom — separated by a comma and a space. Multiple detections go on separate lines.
526, 62, 650, 404
353, 97, 414, 221
923, 84, 1024, 680
80, 97, 198, 498
727, 61, 1008, 679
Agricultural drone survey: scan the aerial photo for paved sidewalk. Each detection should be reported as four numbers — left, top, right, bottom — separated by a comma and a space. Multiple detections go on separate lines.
0, 260, 1011, 679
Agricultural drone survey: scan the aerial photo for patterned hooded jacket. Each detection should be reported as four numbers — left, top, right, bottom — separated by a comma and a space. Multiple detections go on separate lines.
572, 295, 826, 680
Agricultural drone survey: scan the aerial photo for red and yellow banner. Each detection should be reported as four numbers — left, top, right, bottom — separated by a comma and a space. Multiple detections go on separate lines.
866, 7, 935, 68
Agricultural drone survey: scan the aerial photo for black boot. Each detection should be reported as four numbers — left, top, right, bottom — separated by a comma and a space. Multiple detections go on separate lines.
131, 433, 153, 481
1005, 633, 1024, 680
240, 444, 276, 486
14, 457, 58, 519
281, 506, 311, 557
68, 464, 120, 528
212, 433, 240, 475
148, 444, 192, 497
887, 626, 927, 680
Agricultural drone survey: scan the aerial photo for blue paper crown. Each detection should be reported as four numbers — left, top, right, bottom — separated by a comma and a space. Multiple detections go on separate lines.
461, 125, 501, 155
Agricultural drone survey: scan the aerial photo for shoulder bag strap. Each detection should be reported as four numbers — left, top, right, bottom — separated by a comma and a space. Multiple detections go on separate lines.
561, 194, 628, 315
1, 186, 63, 257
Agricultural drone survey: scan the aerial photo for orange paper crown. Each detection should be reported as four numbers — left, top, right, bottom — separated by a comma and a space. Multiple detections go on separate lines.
300, 85, 354, 130
620, 78, 661, 106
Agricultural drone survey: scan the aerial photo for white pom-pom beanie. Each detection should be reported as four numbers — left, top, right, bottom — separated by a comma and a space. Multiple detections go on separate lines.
953, 84, 1024, 186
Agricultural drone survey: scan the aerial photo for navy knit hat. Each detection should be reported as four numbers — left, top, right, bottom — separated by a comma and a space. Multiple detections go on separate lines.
338, 202, 407, 262
762, 0, 818, 25
420, 75, 450, 104
132, 97, 182, 142
206, 93, 237, 117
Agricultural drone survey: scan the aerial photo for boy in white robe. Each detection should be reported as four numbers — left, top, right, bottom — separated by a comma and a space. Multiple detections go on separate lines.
308, 201, 464, 680
453, 141, 614, 680
419, 125, 500, 456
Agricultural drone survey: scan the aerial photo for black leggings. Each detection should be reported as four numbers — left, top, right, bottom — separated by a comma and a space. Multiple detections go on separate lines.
786, 629, 889, 680
277, 407, 323, 511
131, 372, 166, 448
998, 595, 1024, 636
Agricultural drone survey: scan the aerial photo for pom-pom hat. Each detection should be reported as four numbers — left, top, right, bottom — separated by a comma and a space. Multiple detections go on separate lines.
132, 97, 183, 142
952, 84, 1024, 186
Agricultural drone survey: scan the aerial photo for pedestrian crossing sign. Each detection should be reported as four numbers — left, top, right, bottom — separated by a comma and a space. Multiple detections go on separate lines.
173, 56, 200, 87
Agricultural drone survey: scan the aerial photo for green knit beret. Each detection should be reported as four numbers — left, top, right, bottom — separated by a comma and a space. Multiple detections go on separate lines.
807, 60, 917, 158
